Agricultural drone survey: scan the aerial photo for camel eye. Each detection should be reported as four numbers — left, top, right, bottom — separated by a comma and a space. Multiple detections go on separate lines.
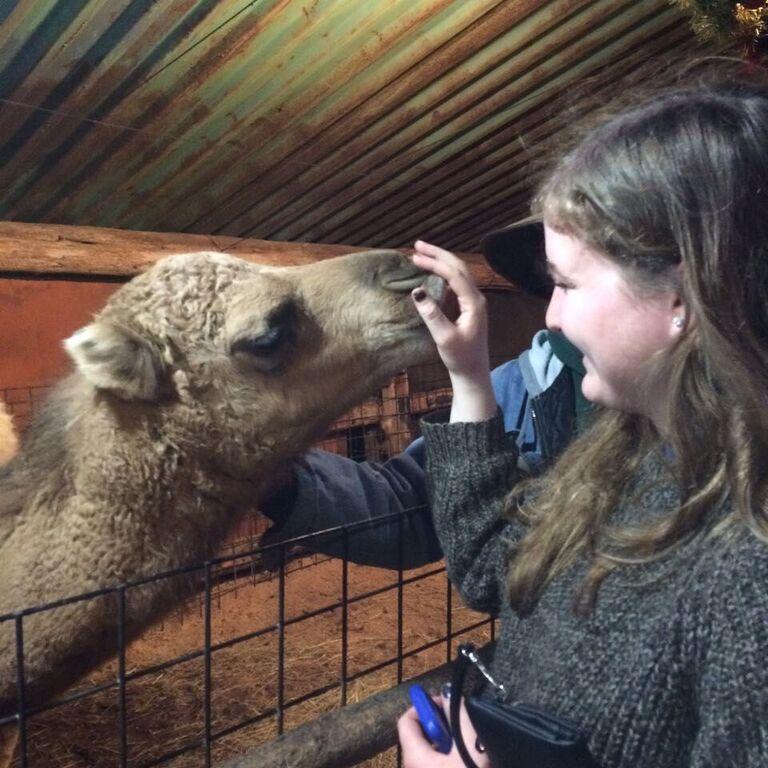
229, 301, 297, 372
231, 326, 286, 357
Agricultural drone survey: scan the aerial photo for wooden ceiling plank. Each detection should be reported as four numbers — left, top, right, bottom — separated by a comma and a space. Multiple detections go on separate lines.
333, 23, 699, 250
266, 1, 682, 245
54, 0, 460, 232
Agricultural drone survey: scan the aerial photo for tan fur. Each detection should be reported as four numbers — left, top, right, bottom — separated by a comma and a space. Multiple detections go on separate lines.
0, 403, 17, 466
0, 249, 442, 717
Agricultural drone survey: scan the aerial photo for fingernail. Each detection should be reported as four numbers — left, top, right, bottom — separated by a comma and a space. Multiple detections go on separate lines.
441, 682, 452, 700
413, 288, 427, 302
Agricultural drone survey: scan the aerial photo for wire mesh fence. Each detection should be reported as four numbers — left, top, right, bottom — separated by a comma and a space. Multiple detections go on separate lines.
0, 509, 496, 768
0, 360, 502, 767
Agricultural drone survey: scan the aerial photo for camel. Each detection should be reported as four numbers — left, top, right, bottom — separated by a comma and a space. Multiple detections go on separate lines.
0, 248, 443, 735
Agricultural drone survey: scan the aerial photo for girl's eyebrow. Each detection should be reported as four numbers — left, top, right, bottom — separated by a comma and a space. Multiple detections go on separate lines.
545, 261, 565, 280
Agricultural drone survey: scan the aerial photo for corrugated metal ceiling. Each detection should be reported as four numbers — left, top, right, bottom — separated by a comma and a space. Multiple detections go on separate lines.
0, 0, 718, 253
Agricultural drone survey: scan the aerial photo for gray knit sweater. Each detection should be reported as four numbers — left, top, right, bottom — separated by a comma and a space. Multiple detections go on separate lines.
422, 412, 768, 768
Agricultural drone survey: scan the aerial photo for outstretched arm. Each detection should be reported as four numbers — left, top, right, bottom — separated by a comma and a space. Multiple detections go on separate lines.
411, 241, 526, 614
260, 241, 543, 572
411, 241, 497, 424
259, 443, 443, 569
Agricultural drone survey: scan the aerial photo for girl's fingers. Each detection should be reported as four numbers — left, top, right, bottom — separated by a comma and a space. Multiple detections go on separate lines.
397, 706, 424, 739
410, 239, 489, 382
412, 288, 459, 345
436, 693, 491, 768
412, 254, 480, 310
412, 242, 481, 306
411, 253, 467, 285
413, 240, 470, 275
414, 240, 463, 263
412, 261, 485, 332
412, 249, 471, 283
397, 707, 448, 767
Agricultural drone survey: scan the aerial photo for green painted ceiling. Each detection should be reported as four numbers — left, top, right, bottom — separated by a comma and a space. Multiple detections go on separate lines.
0, 0, 717, 252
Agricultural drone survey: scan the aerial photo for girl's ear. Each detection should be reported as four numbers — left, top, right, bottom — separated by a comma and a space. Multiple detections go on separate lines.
64, 321, 169, 401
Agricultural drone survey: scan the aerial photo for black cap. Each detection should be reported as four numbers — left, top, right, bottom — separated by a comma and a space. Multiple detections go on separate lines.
480, 216, 552, 298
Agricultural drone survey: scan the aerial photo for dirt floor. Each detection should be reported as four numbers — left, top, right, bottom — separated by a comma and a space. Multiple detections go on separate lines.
10, 553, 493, 768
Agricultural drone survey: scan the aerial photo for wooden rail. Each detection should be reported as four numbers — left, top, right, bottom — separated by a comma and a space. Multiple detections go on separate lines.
0, 221, 513, 289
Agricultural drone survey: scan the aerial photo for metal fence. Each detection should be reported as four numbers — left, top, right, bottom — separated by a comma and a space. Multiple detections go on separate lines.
1, 509, 495, 767
0, 360, 501, 767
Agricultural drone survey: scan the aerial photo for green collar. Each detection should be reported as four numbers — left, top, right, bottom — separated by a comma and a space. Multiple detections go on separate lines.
546, 331, 594, 433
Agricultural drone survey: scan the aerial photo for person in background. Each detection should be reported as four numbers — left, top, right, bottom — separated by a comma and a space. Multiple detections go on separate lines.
398, 70, 768, 767
259, 220, 590, 569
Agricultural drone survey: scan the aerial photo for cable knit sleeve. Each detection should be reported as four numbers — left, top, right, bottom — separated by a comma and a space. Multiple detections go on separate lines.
421, 410, 525, 616
687, 532, 768, 767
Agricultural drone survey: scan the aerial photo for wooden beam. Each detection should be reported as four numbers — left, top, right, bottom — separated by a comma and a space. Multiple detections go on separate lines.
220, 643, 495, 768
0, 221, 513, 289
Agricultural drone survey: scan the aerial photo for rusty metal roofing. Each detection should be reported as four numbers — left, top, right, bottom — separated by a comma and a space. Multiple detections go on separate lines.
0, 0, 719, 253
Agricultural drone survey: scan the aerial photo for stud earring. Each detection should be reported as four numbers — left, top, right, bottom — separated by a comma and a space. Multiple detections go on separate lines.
672, 316, 684, 329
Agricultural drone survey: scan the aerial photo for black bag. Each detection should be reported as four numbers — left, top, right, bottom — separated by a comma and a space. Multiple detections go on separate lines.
449, 644, 601, 768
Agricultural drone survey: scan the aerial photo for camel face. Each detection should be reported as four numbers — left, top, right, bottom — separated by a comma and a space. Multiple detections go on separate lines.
65, 250, 442, 456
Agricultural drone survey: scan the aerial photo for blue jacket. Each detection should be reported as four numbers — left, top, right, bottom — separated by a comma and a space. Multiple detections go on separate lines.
260, 331, 580, 568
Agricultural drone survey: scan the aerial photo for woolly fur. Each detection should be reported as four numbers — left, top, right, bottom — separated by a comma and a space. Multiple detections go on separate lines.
0, 249, 437, 714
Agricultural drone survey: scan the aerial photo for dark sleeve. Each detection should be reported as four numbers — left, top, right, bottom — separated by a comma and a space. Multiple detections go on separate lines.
259, 445, 443, 569
422, 411, 525, 615
258, 358, 533, 571
687, 539, 768, 767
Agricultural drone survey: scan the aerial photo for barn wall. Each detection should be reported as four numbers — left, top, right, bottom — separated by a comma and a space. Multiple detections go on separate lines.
0, 276, 120, 427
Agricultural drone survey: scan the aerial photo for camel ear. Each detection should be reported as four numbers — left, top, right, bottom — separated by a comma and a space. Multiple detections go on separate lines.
64, 322, 168, 402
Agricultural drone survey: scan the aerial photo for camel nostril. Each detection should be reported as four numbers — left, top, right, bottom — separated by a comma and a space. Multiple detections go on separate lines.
380, 265, 447, 303
380, 265, 429, 292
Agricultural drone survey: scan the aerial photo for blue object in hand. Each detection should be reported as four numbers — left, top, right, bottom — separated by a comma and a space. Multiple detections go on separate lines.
409, 683, 453, 754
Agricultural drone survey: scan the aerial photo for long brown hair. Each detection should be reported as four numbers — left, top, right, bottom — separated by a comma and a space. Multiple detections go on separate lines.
505, 70, 768, 615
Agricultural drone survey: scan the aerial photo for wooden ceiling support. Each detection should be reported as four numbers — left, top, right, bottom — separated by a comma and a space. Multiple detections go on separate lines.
0, 221, 511, 290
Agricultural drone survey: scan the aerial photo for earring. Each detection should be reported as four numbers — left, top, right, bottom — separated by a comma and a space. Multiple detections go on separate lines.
672, 316, 684, 329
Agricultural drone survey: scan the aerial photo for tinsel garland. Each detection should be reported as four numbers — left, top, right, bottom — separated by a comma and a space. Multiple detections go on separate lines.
672, 0, 768, 55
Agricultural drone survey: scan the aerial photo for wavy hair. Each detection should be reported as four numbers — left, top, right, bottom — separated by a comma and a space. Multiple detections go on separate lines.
505, 69, 768, 615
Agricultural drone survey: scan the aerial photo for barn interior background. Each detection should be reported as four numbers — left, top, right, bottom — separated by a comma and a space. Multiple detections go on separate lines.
0, 0, 754, 766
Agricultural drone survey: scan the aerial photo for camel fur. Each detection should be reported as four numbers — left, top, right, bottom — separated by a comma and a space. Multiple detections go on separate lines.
0, 404, 16, 466
0, 248, 443, 723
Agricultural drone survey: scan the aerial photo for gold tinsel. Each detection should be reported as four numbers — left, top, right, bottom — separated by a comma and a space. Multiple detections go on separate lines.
734, 2, 768, 41
672, 1, 768, 44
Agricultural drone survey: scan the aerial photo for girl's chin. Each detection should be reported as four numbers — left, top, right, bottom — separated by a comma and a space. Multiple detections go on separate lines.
580, 375, 605, 408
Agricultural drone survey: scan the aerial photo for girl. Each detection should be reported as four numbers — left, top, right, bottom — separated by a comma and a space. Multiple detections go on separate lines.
398, 71, 768, 767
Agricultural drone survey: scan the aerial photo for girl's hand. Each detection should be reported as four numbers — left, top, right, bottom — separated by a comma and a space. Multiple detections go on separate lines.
397, 692, 491, 768
411, 240, 496, 422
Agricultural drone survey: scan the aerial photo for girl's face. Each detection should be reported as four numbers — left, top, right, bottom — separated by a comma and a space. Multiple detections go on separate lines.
543, 225, 682, 429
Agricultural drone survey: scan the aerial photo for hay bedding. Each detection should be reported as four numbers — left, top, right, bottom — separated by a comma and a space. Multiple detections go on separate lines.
13, 556, 490, 768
